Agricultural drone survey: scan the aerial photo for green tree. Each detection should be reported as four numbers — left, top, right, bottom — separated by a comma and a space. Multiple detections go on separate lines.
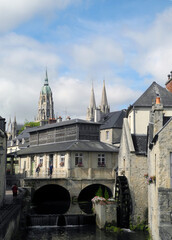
96, 186, 103, 197
18, 121, 40, 134
104, 188, 109, 200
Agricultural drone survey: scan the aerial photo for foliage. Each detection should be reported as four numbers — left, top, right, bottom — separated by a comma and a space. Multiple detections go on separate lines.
18, 121, 40, 134
96, 186, 103, 197
129, 217, 148, 232
104, 188, 109, 200
144, 174, 156, 185
106, 225, 122, 233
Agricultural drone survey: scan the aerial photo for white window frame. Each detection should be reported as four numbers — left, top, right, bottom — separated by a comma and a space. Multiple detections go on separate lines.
60, 154, 65, 167
98, 153, 106, 167
75, 153, 83, 166
106, 131, 109, 140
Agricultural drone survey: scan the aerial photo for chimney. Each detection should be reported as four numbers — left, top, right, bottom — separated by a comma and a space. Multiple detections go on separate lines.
57, 116, 62, 122
66, 116, 71, 121
155, 95, 160, 105
165, 71, 172, 93
152, 96, 163, 135
48, 118, 57, 124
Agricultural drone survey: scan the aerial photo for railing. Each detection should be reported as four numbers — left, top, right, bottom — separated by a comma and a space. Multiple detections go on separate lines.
25, 172, 68, 179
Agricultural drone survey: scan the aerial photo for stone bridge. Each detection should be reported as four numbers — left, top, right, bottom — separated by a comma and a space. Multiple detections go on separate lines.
22, 177, 116, 214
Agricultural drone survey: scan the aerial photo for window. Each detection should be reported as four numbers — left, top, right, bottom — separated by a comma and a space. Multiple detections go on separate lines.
39, 155, 43, 166
60, 154, 65, 167
75, 153, 83, 167
106, 131, 109, 140
49, 154, 53, 166
98, 153, 105, 167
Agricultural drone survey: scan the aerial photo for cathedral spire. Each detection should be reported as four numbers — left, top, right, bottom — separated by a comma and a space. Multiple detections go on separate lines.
89, 83, 96, 109
37, 71, 55, 122
44, 69, 48, 85
100, 80, 110, 114
86, 83, 96, 121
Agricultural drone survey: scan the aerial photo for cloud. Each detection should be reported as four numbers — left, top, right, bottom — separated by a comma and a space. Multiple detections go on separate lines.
0, 0, 81, 32
0, 33, 62, 123
125, 7, 172, 84
70, 37, 124, 75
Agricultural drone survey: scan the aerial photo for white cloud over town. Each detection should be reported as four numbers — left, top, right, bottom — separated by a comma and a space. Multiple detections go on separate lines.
0, 0, 80, 32
0, 1, 172, 124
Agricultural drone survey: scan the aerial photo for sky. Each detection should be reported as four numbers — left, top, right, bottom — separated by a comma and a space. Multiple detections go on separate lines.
1, 0, 172, 124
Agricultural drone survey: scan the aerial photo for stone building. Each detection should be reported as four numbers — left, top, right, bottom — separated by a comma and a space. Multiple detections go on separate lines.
100, 110, 126, 147
147, 90, 172, 238
6, 116, 23, 140
86, 81, 110, 122
16, 119, 118, 181
118, 80, 172, 227
0, 116, 6, 207
36, 71, 55, 122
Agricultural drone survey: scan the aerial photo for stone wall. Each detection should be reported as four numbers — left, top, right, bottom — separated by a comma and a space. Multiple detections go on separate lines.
0, 129, 7, 207
0, 189, 28, 240
93, 202, 117, 229
158, 188, 172, 240
118, 118, 148, 224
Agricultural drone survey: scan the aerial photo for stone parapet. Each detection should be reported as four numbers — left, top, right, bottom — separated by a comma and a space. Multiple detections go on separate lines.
93, 202, 117, 229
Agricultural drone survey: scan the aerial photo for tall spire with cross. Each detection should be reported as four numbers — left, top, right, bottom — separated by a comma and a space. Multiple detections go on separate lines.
37, 70, 55, 122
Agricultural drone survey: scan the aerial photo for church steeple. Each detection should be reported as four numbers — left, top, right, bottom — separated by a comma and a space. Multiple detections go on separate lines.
100, 80, 110, 114
86, 83, 96, 121
37, 70, 55, 122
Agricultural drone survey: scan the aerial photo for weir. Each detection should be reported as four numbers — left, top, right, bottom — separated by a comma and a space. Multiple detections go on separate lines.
27, 214, 95, 227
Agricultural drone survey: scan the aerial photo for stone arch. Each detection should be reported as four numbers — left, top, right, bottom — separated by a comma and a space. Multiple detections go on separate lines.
32, 184, 70, 214
78, 183, 112, 214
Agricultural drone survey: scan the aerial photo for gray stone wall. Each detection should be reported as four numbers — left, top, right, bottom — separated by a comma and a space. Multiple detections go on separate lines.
118, 119, 148, 224
158, 188, 172, 240
93, 203, 117, 229
0, 129, 7, 207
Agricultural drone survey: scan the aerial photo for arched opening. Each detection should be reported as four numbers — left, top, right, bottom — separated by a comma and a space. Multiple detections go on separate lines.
78, 184, 112, 214
32, 184, 70, 214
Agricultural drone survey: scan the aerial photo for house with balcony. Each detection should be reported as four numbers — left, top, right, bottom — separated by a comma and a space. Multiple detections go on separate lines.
16, 119, 118, 180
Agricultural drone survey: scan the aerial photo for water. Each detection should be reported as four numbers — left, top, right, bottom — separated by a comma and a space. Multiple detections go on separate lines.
24, 226, 148, 240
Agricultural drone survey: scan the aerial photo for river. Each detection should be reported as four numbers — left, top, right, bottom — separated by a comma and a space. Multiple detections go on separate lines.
24, 225, 148, 240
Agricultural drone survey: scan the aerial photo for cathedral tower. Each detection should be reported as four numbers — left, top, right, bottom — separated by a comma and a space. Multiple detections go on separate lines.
37, 71, 54, 122
86, 84, 96, 121
86, 81, 110, 122
100, 80, 110, 115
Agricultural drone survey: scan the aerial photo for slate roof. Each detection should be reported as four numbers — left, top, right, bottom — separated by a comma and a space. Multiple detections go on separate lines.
132, 135, 147, 155
15, 140, 118, 156
28, 119, 101, 133
100, 110, 126, 130
132, 82, 172, 107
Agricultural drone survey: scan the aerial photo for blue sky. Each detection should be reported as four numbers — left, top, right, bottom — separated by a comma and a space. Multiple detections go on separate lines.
0, 0, 172, 123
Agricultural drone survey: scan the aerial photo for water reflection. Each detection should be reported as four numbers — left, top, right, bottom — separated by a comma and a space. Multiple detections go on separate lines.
25, 226, 148, 240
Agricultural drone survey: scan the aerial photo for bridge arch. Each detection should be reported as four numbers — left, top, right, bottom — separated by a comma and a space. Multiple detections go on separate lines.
78, 184, 112, 214
32, 184, 70, 214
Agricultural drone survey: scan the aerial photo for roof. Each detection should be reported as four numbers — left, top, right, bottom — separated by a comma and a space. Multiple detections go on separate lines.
132, 82, 172, 108
16, 128, 30, 140
28, 119, 101, 133
100, 110, 126, 130
15, 140, 118, 156
132, 134, 147, 155
150, 117, 172, 148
